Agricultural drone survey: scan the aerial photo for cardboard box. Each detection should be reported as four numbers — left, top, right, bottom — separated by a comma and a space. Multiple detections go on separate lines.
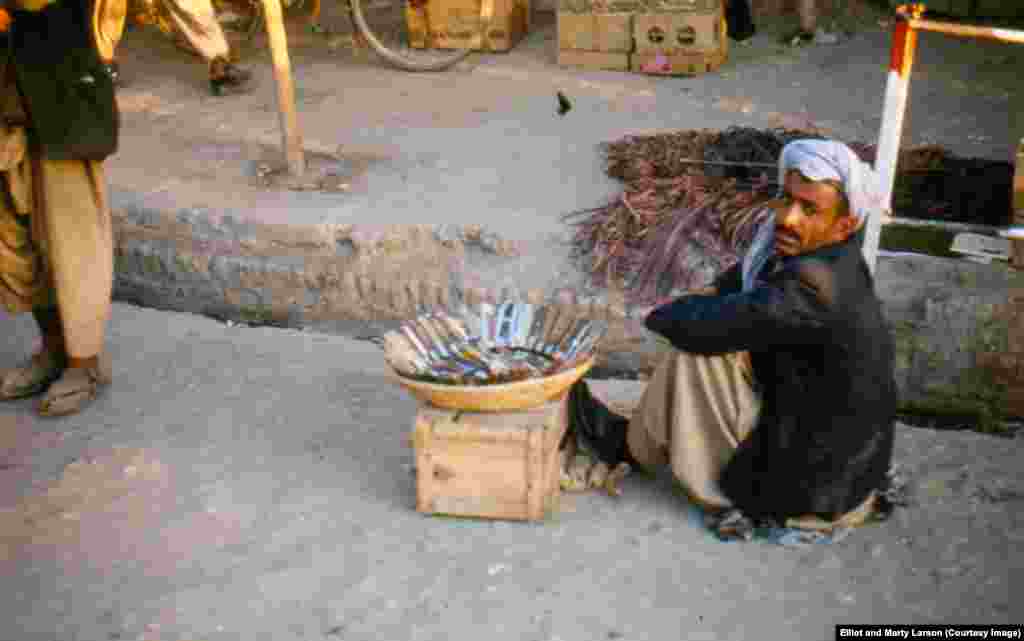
633, 9, 722, 54
406, 0, 530, 52
631, 13, 726, 75
558, 49, 631, 70
558, 12, 633, 52
631, 47, 726, 74
412, 397, 568, 522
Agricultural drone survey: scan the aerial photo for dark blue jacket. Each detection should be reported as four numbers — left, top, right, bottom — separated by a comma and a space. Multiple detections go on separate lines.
645, 230, 897, 520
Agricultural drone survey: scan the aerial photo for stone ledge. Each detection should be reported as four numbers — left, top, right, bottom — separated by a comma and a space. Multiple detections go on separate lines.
108, 189, 1024, 420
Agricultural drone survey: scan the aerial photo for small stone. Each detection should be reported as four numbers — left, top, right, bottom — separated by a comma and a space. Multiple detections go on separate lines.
647, 521, 663, 534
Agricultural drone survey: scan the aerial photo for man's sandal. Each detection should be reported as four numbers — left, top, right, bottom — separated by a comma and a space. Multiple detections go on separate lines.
37, 353, 112, 417
780, 29, 814, 46
0, 350, 66, 400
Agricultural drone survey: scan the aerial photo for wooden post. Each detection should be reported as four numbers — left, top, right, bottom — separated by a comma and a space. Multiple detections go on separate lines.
260, 0, 306, 176
869, 4, 921, 272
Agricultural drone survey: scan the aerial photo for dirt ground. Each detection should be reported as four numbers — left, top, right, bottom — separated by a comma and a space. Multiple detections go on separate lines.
107, 4, 1022, 237
2, 303, 1022, 641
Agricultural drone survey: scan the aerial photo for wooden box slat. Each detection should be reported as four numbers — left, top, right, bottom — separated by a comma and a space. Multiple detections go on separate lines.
406, 0, 530, 52
413, 397, 568, 522
557, 49, 631, 71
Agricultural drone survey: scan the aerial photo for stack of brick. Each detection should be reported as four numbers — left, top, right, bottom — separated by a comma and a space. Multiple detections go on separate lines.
556, 0, 728, 75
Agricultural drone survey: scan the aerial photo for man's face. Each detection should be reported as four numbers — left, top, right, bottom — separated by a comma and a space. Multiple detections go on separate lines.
772, 170, 858, 257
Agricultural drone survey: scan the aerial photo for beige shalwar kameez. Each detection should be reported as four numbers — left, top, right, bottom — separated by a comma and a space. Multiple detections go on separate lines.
626, 346, 761, 512
130, 0, 230, 61
0, 64, 114, 361
625, 340, 877, 529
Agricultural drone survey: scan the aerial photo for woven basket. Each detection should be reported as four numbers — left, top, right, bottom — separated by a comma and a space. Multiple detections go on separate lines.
391, 357, 595, 412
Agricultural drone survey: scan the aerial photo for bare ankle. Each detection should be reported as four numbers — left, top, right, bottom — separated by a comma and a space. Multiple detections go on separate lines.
68, 356, 98, 370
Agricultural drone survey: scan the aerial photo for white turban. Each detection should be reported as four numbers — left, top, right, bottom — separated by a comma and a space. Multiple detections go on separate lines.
742, 140, 883, 291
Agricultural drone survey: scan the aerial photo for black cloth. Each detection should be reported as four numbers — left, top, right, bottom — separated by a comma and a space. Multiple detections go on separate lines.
725, 0, 756, 42
3, 0, 119, 160
567, 379, 635, 467
644, 230, 898, 521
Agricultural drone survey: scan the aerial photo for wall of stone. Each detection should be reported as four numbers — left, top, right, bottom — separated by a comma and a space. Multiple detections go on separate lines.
109, 194, 1024, 420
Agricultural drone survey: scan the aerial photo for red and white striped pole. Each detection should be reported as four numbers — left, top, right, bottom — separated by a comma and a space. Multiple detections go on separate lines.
867, 3, 924, 272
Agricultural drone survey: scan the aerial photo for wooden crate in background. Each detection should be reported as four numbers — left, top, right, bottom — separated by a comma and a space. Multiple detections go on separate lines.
406, 0, 530, 52
632, 9, 721, 54
631, 10, 727, 75
557, 12, 633, 70
411, 397, 568, 522
558, 12, 632, 51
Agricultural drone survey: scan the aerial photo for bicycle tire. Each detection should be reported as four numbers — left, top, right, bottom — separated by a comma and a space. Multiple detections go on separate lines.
348, 0, 482, 72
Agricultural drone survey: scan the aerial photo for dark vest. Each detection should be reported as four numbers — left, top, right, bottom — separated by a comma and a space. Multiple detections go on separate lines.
3, 0, 119, 160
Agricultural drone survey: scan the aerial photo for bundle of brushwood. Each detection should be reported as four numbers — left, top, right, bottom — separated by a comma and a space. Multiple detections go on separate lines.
564, 126, 1014, 304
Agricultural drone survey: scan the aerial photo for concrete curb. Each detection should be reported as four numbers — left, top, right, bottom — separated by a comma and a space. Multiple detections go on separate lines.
108, 188, 1024, 420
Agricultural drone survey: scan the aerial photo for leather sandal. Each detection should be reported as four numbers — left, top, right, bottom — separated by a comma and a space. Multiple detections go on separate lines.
0, 350, 66, 400
209, 58, 254, 96
37, 353, 112, 417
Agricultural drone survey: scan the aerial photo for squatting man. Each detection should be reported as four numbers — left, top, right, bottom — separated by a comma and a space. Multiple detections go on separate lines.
573, 139, 899, 539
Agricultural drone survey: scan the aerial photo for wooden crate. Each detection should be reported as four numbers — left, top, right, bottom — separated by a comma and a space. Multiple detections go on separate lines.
557, 12, 632, 52
412, 397, 568, 522
406, 0, 530, 52
558, 49, 631, 71
631, 13, 727, 75
633, 8, 722, 54
1012, 139, 1024, 269
557, 12, 631, 70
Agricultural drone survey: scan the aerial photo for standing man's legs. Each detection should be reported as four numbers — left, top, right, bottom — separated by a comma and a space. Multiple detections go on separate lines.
781, 0, 817, 44
0, 156, 114, 416
93, 0, 129, 82
796, 0, 817, 34
159, 0, 253, 95
32, 158, 114, 416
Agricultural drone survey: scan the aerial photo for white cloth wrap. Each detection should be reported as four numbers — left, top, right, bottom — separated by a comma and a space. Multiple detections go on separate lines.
741, 140, 883, 291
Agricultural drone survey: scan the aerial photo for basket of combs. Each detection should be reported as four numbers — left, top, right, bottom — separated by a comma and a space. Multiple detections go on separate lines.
384, 301, 607, 412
